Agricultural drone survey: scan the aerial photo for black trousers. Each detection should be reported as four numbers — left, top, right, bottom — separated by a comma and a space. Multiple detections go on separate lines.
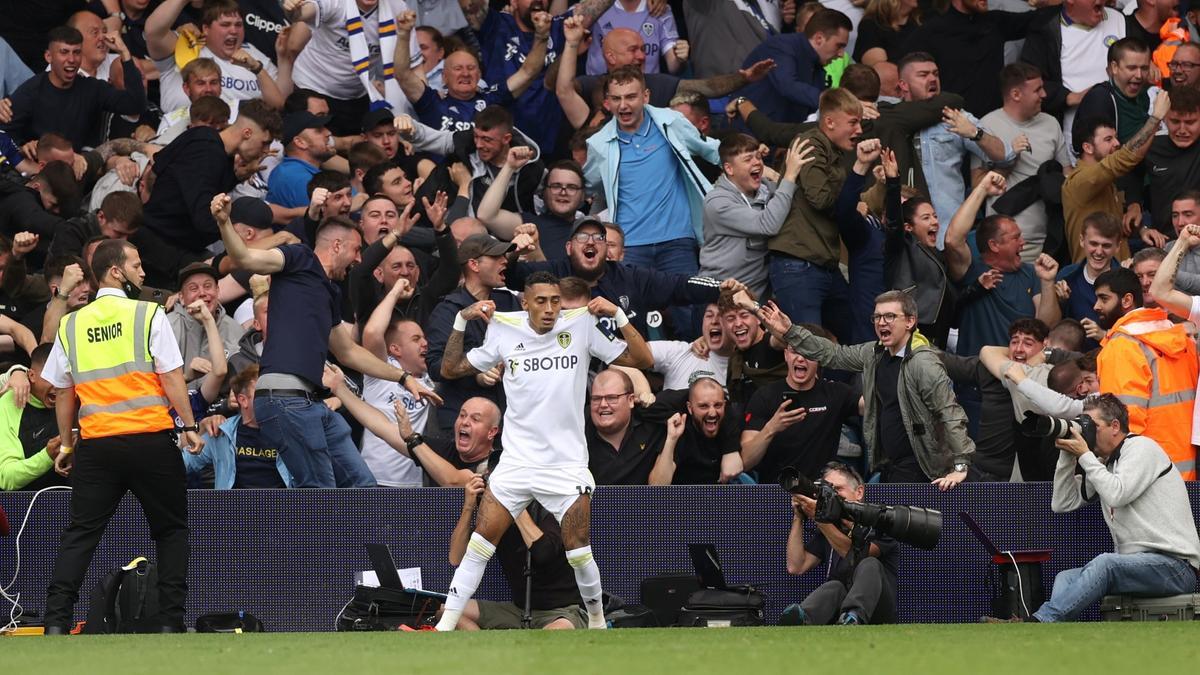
44, 431, 189, 628
800, 557, 897, 625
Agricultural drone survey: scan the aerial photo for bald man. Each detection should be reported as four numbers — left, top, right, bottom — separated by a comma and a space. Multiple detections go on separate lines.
646, 377, 745, 485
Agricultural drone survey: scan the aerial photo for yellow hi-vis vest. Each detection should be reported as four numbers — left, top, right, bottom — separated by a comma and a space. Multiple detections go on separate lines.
58, 294, 172, 440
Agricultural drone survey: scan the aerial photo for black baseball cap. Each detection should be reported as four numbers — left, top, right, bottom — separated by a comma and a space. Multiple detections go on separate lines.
362, 108, 395, 133
230, 197, 272, 230
457, 233, 515, 264
570, 215, 606, 236
281, 110, 331, 146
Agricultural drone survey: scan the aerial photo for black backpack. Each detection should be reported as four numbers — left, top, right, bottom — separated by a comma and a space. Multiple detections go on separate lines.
336, 585, 443, 631
82, 557, 161, 634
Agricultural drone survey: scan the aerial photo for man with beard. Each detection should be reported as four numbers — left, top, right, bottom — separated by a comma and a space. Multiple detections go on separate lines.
741, 326, 862, 485
648, 377, 745, 485
1096, 266, 1197, 479
267, 111, 336, 209
477, 148, 586, 261
1063, 92, 1169, 262
1168, 42, 1200, 91
211, 194, 440, 488
504, 217, 727, 339
586, 368, 666, 485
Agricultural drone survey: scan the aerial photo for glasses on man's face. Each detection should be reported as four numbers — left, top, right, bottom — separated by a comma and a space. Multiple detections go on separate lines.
547, 183, 582, 193
589, 392, 631, 406
572, 232, 606, 243
1170, 61, 1200, 71
871, 312, 906, 325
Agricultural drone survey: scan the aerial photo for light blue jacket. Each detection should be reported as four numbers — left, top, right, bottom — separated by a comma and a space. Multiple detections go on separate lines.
183, 415, 293, 489
583, 105, 720, 244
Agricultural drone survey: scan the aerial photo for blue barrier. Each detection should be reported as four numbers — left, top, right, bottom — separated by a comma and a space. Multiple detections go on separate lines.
2, 483, 1197, 631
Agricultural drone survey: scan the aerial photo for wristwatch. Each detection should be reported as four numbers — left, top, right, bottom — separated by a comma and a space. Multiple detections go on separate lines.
180, 424, 199, 433
398, 371, 410, 386
404, 433, 425, 452
953, 462, 969, 473
971, 127, 985, 142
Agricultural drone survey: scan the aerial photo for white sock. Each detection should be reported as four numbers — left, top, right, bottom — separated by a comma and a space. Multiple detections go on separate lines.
566, 545, 607, 629
436, 532, 495, 631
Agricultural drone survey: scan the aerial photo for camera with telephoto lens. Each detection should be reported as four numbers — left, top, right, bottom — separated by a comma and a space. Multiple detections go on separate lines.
1019, 412, 1097, 450
778, 468, 942, 550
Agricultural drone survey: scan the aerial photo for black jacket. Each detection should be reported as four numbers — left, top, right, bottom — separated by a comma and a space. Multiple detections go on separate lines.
745, 92, 962, 197
351, 226, 460, 327
505, 259, 721, 338
1019, 13, 1070, 119
142, 126, 236, 254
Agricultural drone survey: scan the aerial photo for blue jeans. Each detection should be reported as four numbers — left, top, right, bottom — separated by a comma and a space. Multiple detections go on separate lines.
1033, 552, 1196, 622
254, 395, 377, 488
768, 256, 852, 343
623, 237, 700, 340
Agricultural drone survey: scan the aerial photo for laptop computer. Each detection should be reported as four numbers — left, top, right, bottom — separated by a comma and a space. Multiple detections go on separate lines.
364, 544, 448, 599
688, 543, 729, 590
958, 512, 1052, 564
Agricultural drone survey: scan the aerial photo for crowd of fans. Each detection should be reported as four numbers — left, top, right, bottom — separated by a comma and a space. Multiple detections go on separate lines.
4, 0, 1200, 495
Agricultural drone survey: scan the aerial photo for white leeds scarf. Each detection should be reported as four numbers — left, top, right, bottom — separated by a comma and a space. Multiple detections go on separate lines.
346, 0, 414, 111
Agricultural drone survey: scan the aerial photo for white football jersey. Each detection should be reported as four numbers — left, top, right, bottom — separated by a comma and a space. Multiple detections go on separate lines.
467, 307, 627, 468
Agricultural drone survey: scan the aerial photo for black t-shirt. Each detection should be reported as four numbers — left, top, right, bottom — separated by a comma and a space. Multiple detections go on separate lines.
232, 423, 286, 489
728, 336, 786, 406
586, 412, 666, 485
415, 435, 495, 486
1125, 14, 1161, 50
808, 523, 900, 587
875, 351, 921, 480
495, 506, 583, 610
524, 211, 573, 262
744, 378, 858, 485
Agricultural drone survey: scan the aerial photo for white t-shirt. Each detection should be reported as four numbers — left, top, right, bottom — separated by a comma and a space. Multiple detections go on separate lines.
360, 358, 432, 487
649, 341, 729, 391
155, 44, 278, 116
293, 0, 422, 101
467, 308, 628, 468
1061, 9, 1125, 94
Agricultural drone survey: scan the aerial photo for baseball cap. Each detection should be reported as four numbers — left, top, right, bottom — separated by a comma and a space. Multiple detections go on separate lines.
281, 110, 331, 147
177, 261, 221, 287
230, 197, 273, 230
457, 233, 516, 264
570, 215, 606, 236
362, 108, 395, 133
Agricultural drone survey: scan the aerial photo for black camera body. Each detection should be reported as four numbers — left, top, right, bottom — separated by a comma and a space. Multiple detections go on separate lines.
1019, 412, 1098, 449
779, 467, 942, 550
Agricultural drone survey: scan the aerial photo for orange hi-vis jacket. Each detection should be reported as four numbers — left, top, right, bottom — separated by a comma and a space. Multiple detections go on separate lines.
1098, 307, 1198, 480
57, 294, 173, 440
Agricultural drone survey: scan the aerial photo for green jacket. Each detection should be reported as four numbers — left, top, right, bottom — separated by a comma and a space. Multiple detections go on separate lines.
767, 127, 847, 267
782, 325, 974, 479
0, 388, 53, 491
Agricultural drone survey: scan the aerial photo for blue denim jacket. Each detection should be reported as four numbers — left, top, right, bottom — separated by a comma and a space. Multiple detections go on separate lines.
183, 415, 293, 489
922, 114, 1015, 249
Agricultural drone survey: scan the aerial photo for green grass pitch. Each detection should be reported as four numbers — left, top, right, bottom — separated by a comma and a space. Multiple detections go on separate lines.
4, 623, 1196, 674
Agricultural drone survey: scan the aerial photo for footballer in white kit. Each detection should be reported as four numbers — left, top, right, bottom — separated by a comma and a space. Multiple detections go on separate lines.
434, 271, 653, 631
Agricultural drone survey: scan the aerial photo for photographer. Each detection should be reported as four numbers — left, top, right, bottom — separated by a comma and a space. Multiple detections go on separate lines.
993, 395, 1200, 622
782, 462, 900, 626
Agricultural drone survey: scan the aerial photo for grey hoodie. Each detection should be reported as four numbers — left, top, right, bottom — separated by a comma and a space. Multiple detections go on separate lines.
166, 301, 245, 382
699, 174, 796, 298
1052, 434, 1200, 568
